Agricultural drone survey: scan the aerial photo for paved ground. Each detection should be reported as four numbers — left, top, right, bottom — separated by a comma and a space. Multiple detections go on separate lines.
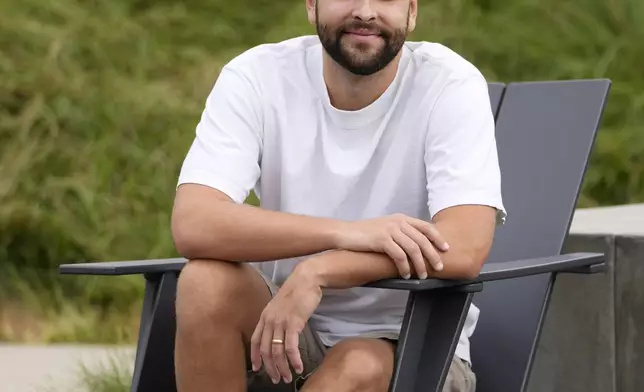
0, 344, 135, 392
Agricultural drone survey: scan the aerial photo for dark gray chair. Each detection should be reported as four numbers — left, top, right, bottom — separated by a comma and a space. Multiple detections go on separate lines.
59, 79, 611, 392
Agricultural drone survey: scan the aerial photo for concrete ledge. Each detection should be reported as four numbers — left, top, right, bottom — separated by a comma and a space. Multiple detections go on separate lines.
569, 203, 644, 236
527, 234, 616, 392
526, 204, 644, 392
614, 235, 644, 392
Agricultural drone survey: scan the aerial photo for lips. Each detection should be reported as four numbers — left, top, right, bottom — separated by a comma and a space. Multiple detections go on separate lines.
344, 28, 381, 38
345, 29, 378, 36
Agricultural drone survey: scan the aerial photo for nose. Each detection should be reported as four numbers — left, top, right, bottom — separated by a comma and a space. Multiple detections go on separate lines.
351, 0, 377, 21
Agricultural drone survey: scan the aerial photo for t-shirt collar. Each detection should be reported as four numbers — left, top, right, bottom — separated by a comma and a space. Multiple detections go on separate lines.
307, 42, 410, 129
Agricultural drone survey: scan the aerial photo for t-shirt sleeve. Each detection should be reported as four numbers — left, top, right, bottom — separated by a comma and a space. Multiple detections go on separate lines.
424, 73, 507, 224
177, 66, 263, 203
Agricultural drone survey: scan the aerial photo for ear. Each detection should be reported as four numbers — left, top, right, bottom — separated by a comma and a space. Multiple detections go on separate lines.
306, 0, 316, 25
408, 0, 418, 33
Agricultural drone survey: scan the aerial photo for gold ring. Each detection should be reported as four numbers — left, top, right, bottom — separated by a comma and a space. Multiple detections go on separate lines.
271, 339, 284, 344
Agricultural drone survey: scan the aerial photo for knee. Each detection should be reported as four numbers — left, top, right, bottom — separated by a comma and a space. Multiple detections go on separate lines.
334, 341, 393, 390
175, 259, 244, 327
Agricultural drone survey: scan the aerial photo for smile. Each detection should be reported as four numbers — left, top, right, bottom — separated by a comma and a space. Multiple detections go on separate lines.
343, 31, 382, 43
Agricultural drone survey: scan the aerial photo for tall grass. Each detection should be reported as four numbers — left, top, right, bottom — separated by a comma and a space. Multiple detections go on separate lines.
75, 351, 133, 392
35, 348, 133, 392
1, 0, 643, 343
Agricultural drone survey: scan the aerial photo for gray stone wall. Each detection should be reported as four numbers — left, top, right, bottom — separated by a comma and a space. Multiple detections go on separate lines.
526, 204, 644, 392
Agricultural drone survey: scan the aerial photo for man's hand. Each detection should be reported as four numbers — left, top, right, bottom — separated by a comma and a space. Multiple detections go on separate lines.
335, 213, 449, 279
250, 266, 322, 385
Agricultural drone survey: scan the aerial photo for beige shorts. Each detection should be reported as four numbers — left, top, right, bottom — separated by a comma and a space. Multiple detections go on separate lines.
246, 267, 476, 392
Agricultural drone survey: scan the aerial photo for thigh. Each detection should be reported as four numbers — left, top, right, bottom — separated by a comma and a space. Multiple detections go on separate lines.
443, 357, 476, 392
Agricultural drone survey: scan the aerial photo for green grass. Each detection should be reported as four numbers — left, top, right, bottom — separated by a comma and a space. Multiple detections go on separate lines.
1, 0, 643, 344
36, 349, 133, 392
75, 353, 132, 392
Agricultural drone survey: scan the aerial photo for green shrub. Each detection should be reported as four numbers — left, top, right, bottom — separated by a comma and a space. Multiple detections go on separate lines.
0, 0, 642, 343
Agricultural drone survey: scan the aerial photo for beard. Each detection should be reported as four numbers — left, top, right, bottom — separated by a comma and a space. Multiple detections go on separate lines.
316, 7, 409, 76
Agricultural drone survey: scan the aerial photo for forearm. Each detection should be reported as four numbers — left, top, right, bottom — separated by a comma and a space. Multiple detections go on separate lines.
172, 197, 342, 262
304, 248, 476, 290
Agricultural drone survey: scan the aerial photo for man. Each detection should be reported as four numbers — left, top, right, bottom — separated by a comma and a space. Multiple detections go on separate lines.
171, 0, 506, 391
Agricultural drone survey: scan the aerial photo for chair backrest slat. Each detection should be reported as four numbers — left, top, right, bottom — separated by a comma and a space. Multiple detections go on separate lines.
473, 79, 611, 392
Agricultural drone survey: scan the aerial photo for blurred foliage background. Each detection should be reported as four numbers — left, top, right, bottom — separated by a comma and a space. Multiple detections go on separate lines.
1, 0, 643, 343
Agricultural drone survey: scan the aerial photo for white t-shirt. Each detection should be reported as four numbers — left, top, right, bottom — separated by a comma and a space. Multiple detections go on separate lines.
177, 35, 506, 364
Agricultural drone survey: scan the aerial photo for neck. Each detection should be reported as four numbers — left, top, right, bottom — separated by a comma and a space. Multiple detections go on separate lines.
322, 51, 402, 111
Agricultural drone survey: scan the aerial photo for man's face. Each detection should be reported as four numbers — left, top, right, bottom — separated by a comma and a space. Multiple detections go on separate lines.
309, 0, 417, 76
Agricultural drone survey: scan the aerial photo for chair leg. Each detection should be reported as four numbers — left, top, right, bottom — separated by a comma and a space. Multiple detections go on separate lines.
131, 272, 179, 392
389, 283, 483, 392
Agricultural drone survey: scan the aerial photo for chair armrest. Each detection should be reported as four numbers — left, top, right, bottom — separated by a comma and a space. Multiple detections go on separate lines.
365, 252, 605, 291
477, 252, 605, 280
59, 252, 604, 291
59, 258, 187, 275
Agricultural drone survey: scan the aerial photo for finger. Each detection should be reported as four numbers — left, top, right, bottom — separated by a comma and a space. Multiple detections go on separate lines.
408, 218, 449, 251
392, 230, 427, 279
401, 222, 443, 274
260, 320, 280, 384
383, 239, 410, 279
424, 243, 444, 272
250, 317, 264, 372
271, 323, 292, 384
285, 326, 303, 375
